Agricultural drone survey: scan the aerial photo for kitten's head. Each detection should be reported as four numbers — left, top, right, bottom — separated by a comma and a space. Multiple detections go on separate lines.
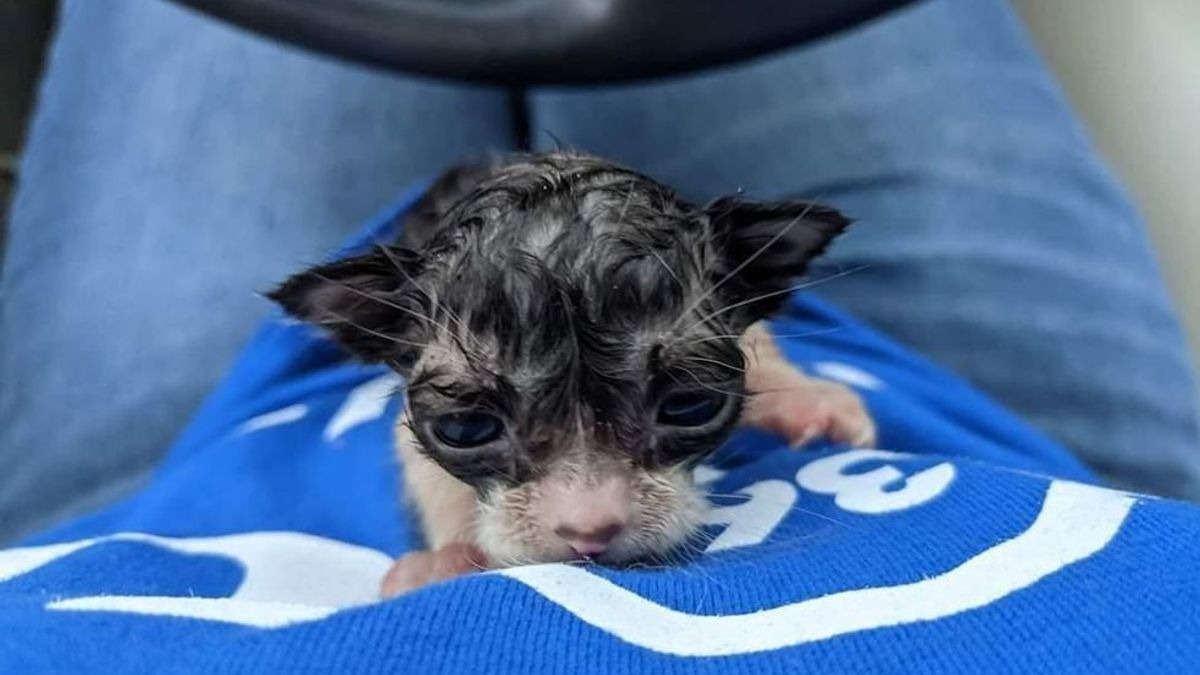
270, 152, 848, 565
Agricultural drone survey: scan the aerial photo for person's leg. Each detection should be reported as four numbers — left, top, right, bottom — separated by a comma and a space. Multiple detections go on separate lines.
0, 0, 514, 542
529, 0, 1200, 498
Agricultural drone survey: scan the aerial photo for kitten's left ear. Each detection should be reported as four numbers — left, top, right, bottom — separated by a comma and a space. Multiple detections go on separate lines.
706, 196, 851, 321
267, 247, 427, 366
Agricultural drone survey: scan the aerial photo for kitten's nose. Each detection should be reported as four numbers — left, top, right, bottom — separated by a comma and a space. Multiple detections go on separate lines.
554, 521, 624, 557
542, 470, 631, 558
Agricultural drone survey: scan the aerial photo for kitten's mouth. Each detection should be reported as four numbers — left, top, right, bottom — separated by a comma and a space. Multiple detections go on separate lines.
577, 541, 703, 569
476, 461, 710, 569
506, 523, 706, 569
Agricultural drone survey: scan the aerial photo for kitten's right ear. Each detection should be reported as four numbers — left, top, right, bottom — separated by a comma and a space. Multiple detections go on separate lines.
705, 197, 851, 323
267, 247, 426, 364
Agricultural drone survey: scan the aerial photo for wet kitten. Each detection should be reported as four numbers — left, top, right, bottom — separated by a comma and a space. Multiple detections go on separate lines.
269, 152, 874, 595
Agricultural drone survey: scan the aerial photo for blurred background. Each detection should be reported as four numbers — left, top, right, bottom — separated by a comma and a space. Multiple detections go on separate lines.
2, 0, 1199, 356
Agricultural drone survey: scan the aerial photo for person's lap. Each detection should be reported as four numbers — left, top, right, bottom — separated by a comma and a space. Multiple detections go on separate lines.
529, 0, 1200, 498
3, 0, 1198, 544
0, 0, 516, 541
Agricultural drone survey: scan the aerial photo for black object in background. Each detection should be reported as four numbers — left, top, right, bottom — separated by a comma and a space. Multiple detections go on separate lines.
171, 0, 914, 85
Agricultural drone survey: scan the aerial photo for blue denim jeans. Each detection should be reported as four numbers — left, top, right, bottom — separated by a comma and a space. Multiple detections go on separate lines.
3, 0, 1198, 542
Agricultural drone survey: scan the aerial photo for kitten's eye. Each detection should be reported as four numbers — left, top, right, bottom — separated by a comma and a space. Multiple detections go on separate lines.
432, 411, 504, 447
657, 391, 726, 427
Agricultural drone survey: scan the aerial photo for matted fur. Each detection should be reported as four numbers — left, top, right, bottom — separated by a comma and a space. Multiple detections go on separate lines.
270, 151, 850, 564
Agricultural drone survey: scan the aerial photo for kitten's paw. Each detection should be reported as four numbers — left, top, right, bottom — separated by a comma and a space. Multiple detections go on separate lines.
744, 365, 876, 449
379, 542, 489, 598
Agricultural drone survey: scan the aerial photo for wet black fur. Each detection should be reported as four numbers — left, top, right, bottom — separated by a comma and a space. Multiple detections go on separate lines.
270, 152, 849, 487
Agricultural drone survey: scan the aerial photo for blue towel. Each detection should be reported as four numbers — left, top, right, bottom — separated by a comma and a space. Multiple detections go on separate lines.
3, 187, 1197, 674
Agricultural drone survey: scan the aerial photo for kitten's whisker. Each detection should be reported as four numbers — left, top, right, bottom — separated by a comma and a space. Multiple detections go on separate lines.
617, 178, 637, 223
315, 271, 482, 361
543, 128, 567, 151
375, 243, 486, 354
667, 368, 751, 399
744, 384, 846, 396
317, 308, 429, 350
644, 242, 683, 289
672, 196, 826, 331
617, 177, 686, 291
706, 442, 753, 470
680, 264, 869, 336
686, 327, 842, 345
680, 356, 747, 373
782, 505, 855, 529
376, 245, 485, 360
700, 492, 756, 500
311, 272, 437, 329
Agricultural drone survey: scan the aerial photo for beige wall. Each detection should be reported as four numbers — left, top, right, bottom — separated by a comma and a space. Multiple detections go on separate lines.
1014, 0, 1200, 360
